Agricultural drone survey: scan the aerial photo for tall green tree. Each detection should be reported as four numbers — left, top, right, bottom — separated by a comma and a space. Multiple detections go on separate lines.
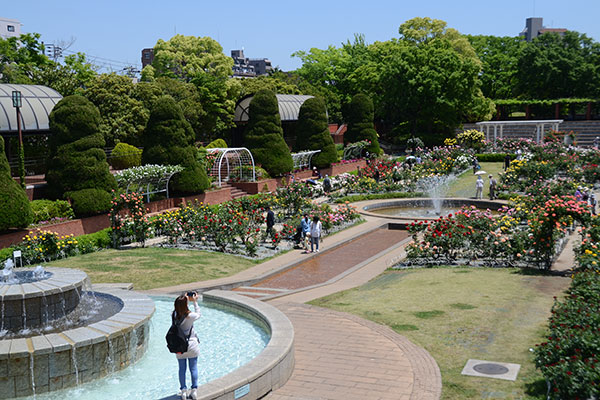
83, 73, 148, 146
0, 33, 50, 84
344, 94, 381, 154
244, 90, 293, 176
142, 96, 210, 194
143, 35, 240, 140
294, 97, 338, 168
0, 136, 33, 230
515, 31, 600, 99
45, 95, 116, 216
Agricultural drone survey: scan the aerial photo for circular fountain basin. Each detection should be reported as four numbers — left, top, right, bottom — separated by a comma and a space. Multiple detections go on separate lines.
361, 198, 505, 221
0, 268, 89, 332
12, 290, 293, 400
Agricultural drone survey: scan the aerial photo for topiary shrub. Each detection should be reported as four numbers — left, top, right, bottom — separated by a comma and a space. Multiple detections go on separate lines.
206, 138, 227, 149
142, 95, 210, 195
244, 90, 293, 176
110, 142, 142, 170
65, 188, 112, 217
294, 97, 338, 168
0, 136, 33, 230
45, 95, 117, 216
30, 199, 74, 224
344, 94, 381, 155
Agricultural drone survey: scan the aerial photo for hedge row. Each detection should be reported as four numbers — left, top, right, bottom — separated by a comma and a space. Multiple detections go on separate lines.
475, 153, 515, 162
334, 191, 424, 203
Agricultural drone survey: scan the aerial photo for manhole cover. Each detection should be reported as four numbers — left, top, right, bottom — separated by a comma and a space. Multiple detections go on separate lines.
473, 363, 509, 375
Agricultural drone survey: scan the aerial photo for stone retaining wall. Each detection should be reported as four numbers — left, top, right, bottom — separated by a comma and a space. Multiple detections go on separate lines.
0, 288, 155, 398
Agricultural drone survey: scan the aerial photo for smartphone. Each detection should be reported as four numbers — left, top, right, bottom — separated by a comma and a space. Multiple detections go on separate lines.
186, 291, 197, 297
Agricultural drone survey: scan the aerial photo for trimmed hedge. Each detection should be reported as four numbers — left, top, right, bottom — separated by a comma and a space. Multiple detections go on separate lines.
76, 228, 111, 254
206, 138, 227, 149
45, 95, 116, 216
65, 188, 112, 217
110, 142, 142, 170
0, 136, 33, 231
344, 94, 381, 155
334, 192, 424, 203
244, 90, 293, 176
294, 97, 338, 168
142, 96, 210, 195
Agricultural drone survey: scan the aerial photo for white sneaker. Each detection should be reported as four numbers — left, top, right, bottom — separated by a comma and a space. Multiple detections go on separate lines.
179, 389, 188, 400
189, 388, 197, 400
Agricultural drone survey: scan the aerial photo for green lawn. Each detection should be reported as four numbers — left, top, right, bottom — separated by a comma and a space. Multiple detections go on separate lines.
447, 162, 505, 198
46, 247, 258, 290
310, 267, 569, 399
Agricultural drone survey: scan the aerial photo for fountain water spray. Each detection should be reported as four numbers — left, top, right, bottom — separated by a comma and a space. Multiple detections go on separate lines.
417, 174, 455, 215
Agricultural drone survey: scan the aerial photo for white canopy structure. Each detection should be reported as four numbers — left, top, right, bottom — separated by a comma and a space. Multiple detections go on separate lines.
476, 120, 563, 144
0, 84, 62, 135
291, 150, 320, 170
206, 148, 256, 187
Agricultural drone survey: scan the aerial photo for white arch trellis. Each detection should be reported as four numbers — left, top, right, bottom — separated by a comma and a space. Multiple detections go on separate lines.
291, 150, 321, 170
117, 166, 183, 202
206, 148, 256, 187
343, 144, 366, 160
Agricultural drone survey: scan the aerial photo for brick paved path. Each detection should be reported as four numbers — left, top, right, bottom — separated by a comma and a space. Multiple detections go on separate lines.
255, 229, 409, 290
266, 303, 442, 400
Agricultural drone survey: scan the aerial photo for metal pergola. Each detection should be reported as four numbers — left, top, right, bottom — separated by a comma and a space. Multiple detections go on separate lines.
116, 165, 183, 202
291, 150, 321, 170
206, 148, 256, 187
476, 120, 563, 144
343, 144, 366, 160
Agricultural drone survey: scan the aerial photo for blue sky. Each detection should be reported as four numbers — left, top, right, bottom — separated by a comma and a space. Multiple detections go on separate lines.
4, 0, 600, 73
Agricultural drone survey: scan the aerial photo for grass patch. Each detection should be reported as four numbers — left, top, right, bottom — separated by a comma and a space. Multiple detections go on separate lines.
450, 303, 477, 310
310, 267, 570, 399
46, 247, 259, 290
414, 310, 445, 319
446, 162, 505, 199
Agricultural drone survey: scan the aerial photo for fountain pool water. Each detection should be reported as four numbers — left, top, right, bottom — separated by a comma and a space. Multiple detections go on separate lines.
24, 297, 270, 399
362, 199, 503, 220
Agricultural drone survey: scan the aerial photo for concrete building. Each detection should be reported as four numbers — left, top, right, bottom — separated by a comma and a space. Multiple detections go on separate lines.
0, 17, 22, 39
520, 17, 566, 41
231, 49, 273, 77
141, 48, 154, 68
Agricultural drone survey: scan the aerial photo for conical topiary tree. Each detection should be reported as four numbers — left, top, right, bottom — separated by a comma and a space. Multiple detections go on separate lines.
142, 95, 210, 195
294, 97, 338, 168
45, 95, 117, 216
344, 93, 381, 155
244, 90, 293, 176
0, 136, 32, 230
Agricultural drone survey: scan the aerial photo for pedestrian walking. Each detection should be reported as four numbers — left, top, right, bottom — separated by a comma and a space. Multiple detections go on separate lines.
300, 214, 311, 252
265, 206, 275, 238
504, 154, 511, 171
323, 175, 331, 193
590, 193, 597, 215
309, 216, 322, 253
488, 174, 497, 200
475, 176, 484, 199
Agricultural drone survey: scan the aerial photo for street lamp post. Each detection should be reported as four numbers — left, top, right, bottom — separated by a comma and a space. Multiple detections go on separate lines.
11, 91, 25, 188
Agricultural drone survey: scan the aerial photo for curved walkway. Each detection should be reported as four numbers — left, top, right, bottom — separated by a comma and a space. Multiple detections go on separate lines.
147, 215, 442, 399
266, 303, 441, 400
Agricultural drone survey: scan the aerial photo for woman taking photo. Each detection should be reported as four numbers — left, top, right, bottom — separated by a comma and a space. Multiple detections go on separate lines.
173, 293, 201, 400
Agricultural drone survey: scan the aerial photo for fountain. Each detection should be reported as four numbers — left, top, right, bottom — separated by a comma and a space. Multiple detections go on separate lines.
0, 261, 294, 399
0, 263, 155, 398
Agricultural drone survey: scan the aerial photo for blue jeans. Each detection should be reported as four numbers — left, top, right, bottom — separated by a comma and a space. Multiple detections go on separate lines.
178, 357, 198, 390
311, 236, 320, 252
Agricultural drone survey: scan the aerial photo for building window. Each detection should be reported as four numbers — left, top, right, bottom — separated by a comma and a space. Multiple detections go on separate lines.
7, 25, 15, 32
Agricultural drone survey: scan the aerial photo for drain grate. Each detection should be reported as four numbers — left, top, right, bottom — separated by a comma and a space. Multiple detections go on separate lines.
473, 363, 510, 375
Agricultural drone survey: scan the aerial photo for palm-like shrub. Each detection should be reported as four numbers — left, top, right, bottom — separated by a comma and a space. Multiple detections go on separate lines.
45, 95, 116, 216
0, 136, 33, 230
142, 96, 210, 194
244, 90, 293, 176
294, 97, 338, 168
344, 94, 381, 155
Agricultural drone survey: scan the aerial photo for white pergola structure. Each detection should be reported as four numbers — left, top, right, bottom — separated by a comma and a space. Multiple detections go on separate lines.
125, 170, 180, 202
476, 120, 563, 144
291, 150, 321, 170
206, 148, 256, 187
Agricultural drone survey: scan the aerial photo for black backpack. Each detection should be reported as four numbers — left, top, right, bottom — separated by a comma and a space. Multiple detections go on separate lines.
166, 312, 192, 353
